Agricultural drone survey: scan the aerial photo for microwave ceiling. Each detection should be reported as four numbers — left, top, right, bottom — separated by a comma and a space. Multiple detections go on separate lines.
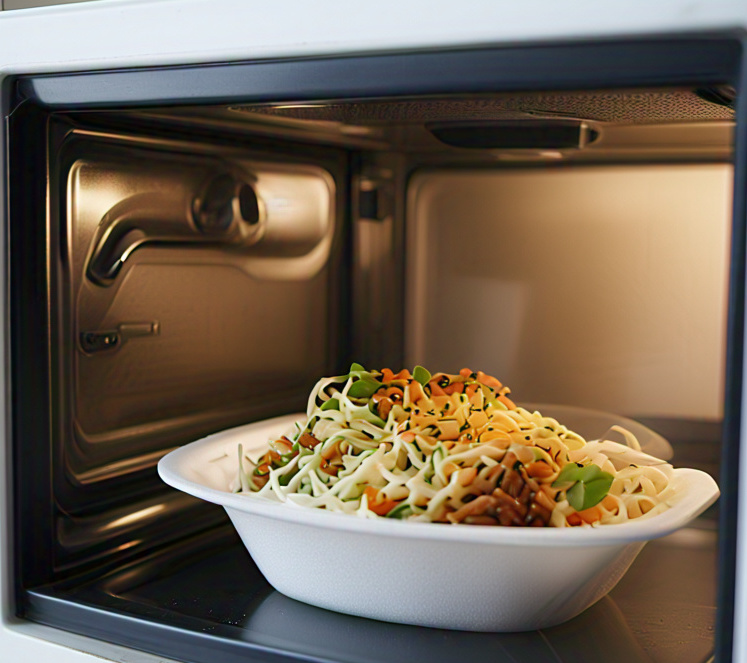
122, 87, 735, 161
229, 88, 735, 124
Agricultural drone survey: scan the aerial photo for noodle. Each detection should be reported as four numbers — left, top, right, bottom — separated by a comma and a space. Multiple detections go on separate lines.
234, 365, 675, 527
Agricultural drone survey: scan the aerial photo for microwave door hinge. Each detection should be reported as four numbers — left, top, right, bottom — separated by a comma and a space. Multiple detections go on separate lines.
80, 321, 160, 354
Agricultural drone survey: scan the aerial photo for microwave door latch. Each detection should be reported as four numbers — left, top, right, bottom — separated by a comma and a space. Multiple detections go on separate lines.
80, 321, 160, 354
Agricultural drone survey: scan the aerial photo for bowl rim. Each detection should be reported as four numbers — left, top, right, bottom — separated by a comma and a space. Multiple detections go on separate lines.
157, 413, 719, 548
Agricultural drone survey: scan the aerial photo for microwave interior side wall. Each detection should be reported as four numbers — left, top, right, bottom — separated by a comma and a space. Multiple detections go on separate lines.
406, 165, 731, 418
10, 87, 733, 663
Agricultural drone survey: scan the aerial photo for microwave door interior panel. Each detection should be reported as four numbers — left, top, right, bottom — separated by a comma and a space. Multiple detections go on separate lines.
6, 38, 745, 663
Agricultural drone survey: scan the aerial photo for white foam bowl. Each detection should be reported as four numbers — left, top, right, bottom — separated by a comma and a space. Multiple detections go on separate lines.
158, 412, 719, 632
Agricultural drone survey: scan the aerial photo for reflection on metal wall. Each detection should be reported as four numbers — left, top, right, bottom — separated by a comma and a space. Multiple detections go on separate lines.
59, 134, 338, 505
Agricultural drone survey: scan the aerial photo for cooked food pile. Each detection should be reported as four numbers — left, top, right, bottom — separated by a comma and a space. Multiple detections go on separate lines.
234, 365, 675, 527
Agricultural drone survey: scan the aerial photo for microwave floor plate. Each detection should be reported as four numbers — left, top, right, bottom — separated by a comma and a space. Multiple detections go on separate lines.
25, 516, 717, 663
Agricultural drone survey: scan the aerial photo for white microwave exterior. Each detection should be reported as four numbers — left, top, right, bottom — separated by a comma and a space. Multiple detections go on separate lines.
0, 0, 745, 74
1, 1, 747, 662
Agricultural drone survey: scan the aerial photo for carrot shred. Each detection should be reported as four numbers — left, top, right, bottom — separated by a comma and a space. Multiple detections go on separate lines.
408, 381, 426, 403
526, 461, 554, 479
428, 380, 447, 396
380, 368, 395, 383
363, 486, 400, 516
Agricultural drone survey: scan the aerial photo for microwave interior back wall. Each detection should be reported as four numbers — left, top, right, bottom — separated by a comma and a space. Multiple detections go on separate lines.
6, 37, 745, 663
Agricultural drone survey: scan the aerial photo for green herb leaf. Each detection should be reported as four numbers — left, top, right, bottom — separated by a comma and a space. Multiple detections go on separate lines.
347, 378, 382, 399
554, 462, 613, 511
552, 463, 583, 487
349, 362, 366, 373
413, 365, 431, 386
581, 476, 614, 510
578, 464, 604, 482
320, 398, 340, 411
566, 481, 586, 511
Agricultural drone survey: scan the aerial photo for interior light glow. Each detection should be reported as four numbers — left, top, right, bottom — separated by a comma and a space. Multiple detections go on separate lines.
271, 104, 327, 110
495, 150, 566, 161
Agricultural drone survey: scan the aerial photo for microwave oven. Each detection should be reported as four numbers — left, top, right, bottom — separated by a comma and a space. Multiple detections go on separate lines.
1, 1, 747, 662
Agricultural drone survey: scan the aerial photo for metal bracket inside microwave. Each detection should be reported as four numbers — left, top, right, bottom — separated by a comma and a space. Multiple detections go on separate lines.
76, 156, 336, 284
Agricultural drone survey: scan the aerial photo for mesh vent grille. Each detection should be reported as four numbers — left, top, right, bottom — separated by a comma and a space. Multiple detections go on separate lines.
231, 89, 734, 125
